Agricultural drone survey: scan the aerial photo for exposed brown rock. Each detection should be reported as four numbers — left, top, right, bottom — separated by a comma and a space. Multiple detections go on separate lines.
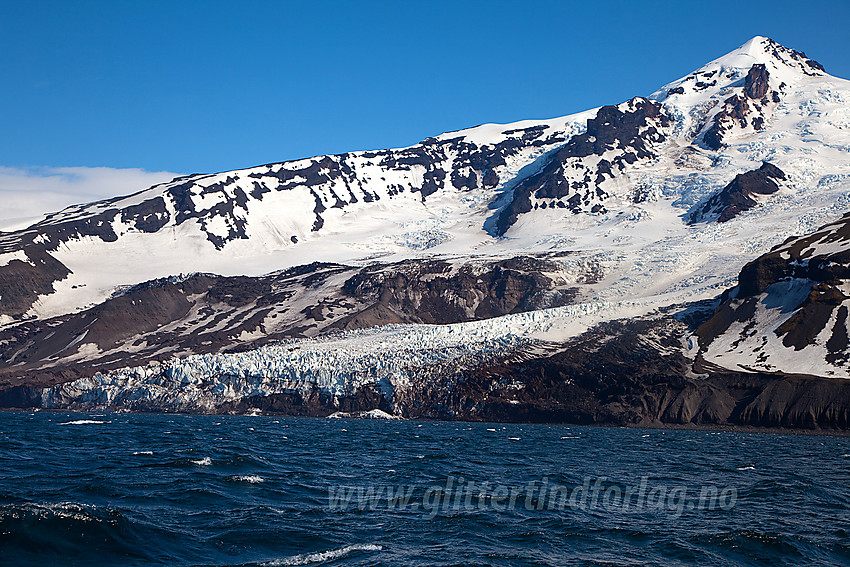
744, 63, 770, 99
775, 284, 847, 350
703, 64, 773, 150
688, 162, 786, 224
0, 248, 71, 317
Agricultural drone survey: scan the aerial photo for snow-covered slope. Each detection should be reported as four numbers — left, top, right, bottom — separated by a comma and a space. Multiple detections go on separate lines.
697, 211, 850, 378
3, 37, 850, 418
0, 115, 587, 321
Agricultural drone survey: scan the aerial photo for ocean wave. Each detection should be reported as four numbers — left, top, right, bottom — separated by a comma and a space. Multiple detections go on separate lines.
231, 475, 265, 484
262, 543, 383, 566
0, 502, 106, 523
58, 419, 108, 425
0, 501, 146, 559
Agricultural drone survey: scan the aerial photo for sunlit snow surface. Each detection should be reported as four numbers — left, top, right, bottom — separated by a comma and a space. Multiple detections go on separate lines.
20, 38, 850, 405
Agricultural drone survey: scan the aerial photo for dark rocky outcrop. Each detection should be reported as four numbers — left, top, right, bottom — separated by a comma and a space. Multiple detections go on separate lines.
774, 283, 847, 350
743, 63, 770, 99
704, 95, 751, 150
759, 37, 826, 76
497, 98, 670, 234
737, 377, 850, 428
688, 162, 786, 223
335, 257, 575, 327
0, 248, 71, 316
703, 64, 779, 150
735, 211, 850, 299
0, 385, 43, 408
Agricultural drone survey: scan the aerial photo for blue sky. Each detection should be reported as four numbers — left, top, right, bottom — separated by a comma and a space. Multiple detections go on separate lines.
2, 0, 849, 175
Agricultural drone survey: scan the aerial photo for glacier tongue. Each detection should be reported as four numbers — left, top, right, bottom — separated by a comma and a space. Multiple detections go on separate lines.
41, 297, 663, 412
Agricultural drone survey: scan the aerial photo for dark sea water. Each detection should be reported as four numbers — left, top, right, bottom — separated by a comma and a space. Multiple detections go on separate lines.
0, 412, 848, 567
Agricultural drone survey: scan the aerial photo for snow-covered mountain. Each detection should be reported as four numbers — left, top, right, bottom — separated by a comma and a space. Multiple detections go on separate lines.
2, 37, 850, 428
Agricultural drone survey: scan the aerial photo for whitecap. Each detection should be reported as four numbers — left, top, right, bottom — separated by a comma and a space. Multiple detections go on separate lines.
232, 475, 265, 484
58, 419, 106, 426
132, 451, 153, 456
487, 428, 497, 432
508, 437, 521, 441
737, 465, 756, 471
263, 543, 383, 566
191, 457, 212, 466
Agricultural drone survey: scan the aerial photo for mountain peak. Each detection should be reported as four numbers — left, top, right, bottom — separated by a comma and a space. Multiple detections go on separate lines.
717, 35, 826, 77
737, 35, 780, 58
652, 36, 828, 105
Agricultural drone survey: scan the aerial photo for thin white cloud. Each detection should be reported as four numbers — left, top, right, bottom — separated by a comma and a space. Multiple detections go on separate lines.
0, 166, 182, 231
